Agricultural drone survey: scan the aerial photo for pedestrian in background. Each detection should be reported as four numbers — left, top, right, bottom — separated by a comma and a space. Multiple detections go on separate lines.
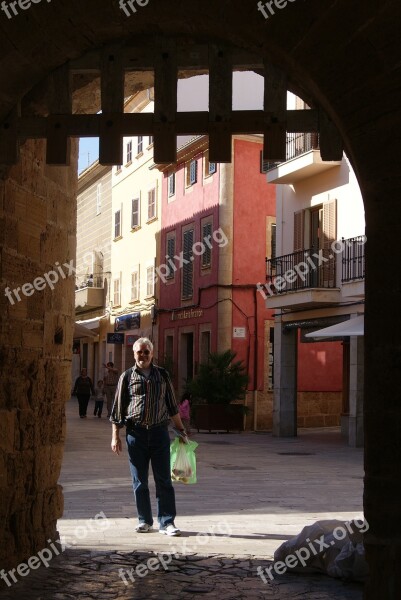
178, 392, 192, 434
110, 337, 188, 536
93, 379, 105, 418
103, 361, 119, 418
72, 368, 94, 418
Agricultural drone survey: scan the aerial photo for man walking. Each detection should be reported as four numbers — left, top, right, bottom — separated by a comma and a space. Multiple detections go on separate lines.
110, 337, 187, 536
103, 361, 119, 418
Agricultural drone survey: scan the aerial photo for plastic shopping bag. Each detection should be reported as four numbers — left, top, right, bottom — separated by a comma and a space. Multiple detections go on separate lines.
170, 438, 198, 484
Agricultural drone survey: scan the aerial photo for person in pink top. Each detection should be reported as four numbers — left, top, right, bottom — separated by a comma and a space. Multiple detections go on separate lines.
178, 392, 192, 434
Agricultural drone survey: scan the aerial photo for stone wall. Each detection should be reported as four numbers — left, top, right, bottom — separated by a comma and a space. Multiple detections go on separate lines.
0, 139, 78, 570
297, 392, 342, 428
245, 391, 341, 431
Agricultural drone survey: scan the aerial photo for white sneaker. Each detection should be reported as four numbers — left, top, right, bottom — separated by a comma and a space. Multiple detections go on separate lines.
135, 523, 153, 533
159, 523, 181, 536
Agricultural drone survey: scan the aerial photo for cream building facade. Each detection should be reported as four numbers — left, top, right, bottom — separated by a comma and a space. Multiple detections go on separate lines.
109, 91, 162, 372
74, 162, 113, 385
265, 134, 366, 446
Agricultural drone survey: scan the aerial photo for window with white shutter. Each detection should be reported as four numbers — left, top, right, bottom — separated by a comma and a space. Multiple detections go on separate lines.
146, 266, 155, 297
126, 140, 132, 164
131, 198, 140, 229
148, 188, 156, 220
114, 209, 121, 239
131, 270, 139, 302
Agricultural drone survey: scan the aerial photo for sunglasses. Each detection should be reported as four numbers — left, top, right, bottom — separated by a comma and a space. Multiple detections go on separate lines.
136, 349, 151, 355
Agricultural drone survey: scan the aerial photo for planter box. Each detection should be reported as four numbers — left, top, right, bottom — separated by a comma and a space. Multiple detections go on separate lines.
192, 404, 245, 432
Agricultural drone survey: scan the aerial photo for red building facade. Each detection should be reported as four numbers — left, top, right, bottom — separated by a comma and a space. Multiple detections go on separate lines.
156, 136, 277, 428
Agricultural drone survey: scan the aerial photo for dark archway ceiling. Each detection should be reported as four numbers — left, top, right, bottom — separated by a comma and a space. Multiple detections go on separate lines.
0, 0, 400, 180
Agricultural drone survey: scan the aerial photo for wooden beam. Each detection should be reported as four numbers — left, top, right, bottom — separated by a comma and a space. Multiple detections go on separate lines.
69, 41, 264, 74
319, 110, 343, 161
263, 62, 287, 162
46, 64, 72, 165
209, 45, 233, 163
154, 39, 178, 163
99, 45, 125, 165
16, 109, 319, 144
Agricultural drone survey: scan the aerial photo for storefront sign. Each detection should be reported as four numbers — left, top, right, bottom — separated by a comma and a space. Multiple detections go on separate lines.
126, 334, 140, 346
171, 308, 203, 321
107, 332, 125, 344
115, 312, 141, 331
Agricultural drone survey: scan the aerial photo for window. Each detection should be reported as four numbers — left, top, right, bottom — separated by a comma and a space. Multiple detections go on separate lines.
126, 140, 132, 164
131, 198, 140, 229
186, 159, 198, 186
137, 136, 143, 155
168, 172, 175, 197
113, 277, 121, 306
146, 266, 155, 297
114, 209, 121, 239
148, 135, 154, 146
201, 221, 212, 268
148, 188, 156, 220
182, 228, 194, 299
166, 233, 176, 280
131, 270, 139, 302
96, 183, 102, 215
204, 152, 216, 177
116, 164, 122, 174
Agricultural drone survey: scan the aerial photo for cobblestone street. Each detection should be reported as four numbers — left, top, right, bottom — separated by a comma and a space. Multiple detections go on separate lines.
0, 399, 365, 599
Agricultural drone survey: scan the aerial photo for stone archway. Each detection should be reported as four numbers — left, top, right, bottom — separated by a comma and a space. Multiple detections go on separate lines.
1, 3, 401, 598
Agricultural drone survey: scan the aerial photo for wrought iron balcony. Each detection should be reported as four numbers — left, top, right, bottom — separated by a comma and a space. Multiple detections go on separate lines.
341, 236, 366, 283
262, 133, 320, 172
266, 248, 336, 295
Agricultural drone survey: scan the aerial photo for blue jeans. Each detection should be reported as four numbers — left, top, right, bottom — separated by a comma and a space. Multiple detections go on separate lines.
126, 424, 176, 528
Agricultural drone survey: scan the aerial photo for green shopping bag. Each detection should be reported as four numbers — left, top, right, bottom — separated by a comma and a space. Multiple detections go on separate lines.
170, 438, 198, 484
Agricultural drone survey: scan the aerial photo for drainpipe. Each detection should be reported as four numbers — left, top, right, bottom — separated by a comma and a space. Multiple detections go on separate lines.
253, 285, 258, 431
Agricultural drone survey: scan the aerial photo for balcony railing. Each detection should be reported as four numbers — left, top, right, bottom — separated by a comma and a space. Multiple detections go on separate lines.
262, 133, 320, 172
75, 271, 104, 290
341, 236, 366, 283
266, 248, 336, 294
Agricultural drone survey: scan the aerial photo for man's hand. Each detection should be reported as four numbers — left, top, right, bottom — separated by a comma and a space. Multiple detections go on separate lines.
111, 437, 122, 455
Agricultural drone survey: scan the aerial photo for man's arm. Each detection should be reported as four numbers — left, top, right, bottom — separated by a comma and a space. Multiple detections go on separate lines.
111, 423, 122, 455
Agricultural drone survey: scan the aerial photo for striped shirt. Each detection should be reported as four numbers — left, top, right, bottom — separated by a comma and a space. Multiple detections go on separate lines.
110, 363, 178, 428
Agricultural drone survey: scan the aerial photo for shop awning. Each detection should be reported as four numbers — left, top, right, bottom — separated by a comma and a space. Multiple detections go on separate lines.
73, 323, 98, 339
305, 315, 364, 339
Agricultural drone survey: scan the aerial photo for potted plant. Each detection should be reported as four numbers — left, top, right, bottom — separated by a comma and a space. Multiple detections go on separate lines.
187, 349, 249, 432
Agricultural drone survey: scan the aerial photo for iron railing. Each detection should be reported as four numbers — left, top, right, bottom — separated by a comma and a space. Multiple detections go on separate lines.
265, 248, 336, 294
341, 236, 366, 282
75, 271, 104, 290
263, 133, 320, 172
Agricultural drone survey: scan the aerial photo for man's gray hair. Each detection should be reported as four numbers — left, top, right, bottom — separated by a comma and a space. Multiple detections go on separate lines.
133, 337, 154, 352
